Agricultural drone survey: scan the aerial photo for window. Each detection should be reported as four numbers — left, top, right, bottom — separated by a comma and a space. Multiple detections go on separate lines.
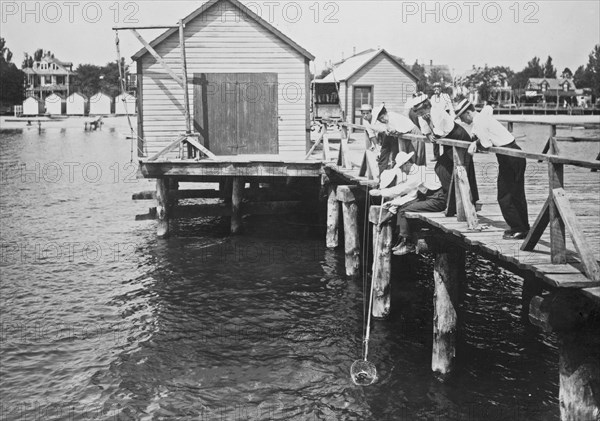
44, 76, 52, 84
56, 76, 64, 85
541, 82, 548, 92
40, 62, 48, 70
563, 82, 569, 92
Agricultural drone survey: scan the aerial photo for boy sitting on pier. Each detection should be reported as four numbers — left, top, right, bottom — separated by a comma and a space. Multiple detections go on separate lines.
370, 151, 446, 255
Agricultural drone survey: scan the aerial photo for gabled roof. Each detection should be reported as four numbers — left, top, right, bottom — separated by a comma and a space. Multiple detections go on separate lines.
45, 93, 65, 100
68, 92, 88, 100
132, 0, 314, 61
316, 49, 418, 83
527, 78, 577, 90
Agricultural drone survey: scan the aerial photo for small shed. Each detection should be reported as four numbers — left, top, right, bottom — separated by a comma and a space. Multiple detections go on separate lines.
314, 49, 418, 125
23, 97, 45, 116
66, 92, 88, 115
45, 93, 66, 115
89, 92, 112, 115
132, 0, 314, 158
114, 93, 136, 115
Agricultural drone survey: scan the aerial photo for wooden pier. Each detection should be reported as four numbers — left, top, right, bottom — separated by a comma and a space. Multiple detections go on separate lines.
318, 121, 600, 420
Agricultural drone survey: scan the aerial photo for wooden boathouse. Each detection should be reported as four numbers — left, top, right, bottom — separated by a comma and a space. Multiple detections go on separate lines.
124, 0, 320, 237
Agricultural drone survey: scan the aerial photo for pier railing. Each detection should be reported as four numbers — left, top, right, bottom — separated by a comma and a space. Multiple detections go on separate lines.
406, 134, 600, 283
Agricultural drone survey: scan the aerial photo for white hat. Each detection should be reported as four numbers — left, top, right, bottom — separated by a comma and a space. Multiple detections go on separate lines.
393, 151, 415, 169
372, 103, 387, 122
409, 94, 429, 111
454, 98, 473, 119
379, 169, 397, 189
360, 104, 373, 112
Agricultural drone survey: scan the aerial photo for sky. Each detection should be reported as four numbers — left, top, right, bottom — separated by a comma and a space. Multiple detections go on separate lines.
1, 0, 599, 77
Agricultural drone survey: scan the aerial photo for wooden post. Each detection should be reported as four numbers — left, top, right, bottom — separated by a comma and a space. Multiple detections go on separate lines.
558, 329, 600, 420
326, 186, 339, 248
156, 178, 170, 238
520, 275, 544, 322
432, 246, 465, 380
337, 186, 360, 277
231, 177, 244, 234
369, 206, 393, 318
548, 162, 566, 263
507, 121, 514, 133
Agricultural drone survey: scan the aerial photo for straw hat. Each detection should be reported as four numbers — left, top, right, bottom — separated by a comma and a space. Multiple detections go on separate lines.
454, 98, 473, 119
360, 104, 373, 112
379, 169, 397, 189
372, 103, 387, 122
393, 151, 415, 169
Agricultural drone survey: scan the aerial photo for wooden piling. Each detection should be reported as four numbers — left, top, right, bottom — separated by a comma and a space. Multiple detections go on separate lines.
432, 246, 465, 380
326, 186, 339, 248
231, 177, 244, 234
520, 275, 544, 322
558, 330, 600, 421
337, 186, 360, 277
370, 206, 393, 318
156, 178, 170, 238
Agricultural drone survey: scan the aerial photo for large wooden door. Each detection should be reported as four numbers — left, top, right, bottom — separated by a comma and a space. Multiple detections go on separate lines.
193, 73, 278, 155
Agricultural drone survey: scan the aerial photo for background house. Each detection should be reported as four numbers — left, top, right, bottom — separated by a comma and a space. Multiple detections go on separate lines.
525, 78, 578, 105
45, 93, 65, 115
22, 96, 44, 115
132, 0, 314, 158
23, 53, 74, 101
66, 92, 87, 115
89, 92, 112, 115
314, 48, 418, 124
114, 93, 136, 116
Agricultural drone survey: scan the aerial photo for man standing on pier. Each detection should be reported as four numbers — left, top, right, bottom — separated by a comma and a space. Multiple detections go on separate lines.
360, 104, 378, 151
429, 82, 455, 162
455, 99, 530, 239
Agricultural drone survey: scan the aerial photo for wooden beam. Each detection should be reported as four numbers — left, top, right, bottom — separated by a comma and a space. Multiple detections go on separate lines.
147, 135, 186, 162
133, 189, 222, 200
342, 200, 360, 277
372, 217, 392, 318
185, 135, 217, 160
432, 247, 465, 380
529, 292, 598, 333
156, 178, 169, 238
326, 186, 339, 248
452, 147, 479, 230
131, 29, 184, 87
548, 162, 566, 264
559, 329, 600, 421
521, 197, 550, 251
179, 20, 192, 135
231, 177, 244, 234
552, 188, 600, 281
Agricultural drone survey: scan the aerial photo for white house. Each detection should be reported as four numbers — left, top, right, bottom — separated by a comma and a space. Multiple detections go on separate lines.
314, 49, 418, 124
23, 97, 45, 115
89, 92, 112, 115
45, 93, 65, 115
66, 92, 88, 115
114, 93, 136, 116
131, 0, 314, 158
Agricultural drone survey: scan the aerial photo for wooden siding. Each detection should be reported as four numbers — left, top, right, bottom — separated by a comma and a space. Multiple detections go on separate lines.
347, 54, 417, 118
139, 1, 308, 158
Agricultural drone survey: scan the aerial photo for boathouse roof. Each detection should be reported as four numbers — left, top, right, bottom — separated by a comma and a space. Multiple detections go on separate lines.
131, 0, 315, 61
316, 48, 418, 83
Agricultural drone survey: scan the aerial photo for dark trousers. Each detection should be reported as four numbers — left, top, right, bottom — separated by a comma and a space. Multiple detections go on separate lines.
432, 142, 440, 159
433, 124, 479, 204
497, 142, 529, 232
378, 135, 399, 175
396, 189, 447, 237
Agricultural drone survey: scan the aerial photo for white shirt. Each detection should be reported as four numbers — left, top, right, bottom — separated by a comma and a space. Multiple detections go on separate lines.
376, 165, 442, 207
418, 106, 455, 137
363, 118, 376, 138
430, 92, 455, 119
372, 111, 415, 135
472, 110, 514, 148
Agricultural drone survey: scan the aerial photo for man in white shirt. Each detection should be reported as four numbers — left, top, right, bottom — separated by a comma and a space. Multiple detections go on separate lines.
455, 99, 530, 239
371, 151, 446, 255
429, 82, 455, 161
372, 104, 420, 175
359, 104, 378, 151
